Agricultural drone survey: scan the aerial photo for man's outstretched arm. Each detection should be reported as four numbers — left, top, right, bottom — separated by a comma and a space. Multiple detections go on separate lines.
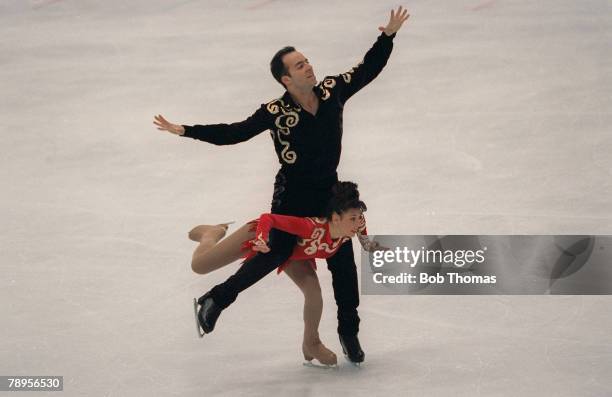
153, 105, 271, 145
335, 6, 410, 103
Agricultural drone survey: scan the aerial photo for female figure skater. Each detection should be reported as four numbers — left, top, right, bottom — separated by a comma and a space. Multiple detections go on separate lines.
189, 181, 383, 367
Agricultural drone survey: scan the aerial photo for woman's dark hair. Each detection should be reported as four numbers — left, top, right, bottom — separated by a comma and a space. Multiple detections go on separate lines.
270, 46, 296, 88
324, 181, 367, 219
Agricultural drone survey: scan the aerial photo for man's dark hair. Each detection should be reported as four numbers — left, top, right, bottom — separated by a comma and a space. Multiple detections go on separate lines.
270, 46, 296, 88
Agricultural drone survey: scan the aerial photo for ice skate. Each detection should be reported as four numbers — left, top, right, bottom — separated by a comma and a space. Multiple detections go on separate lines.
339, 334, 365, 366
193, 298, 204, 338
302, 341, 338, 369
193, 292, 223, 337
188, 222, 234, 242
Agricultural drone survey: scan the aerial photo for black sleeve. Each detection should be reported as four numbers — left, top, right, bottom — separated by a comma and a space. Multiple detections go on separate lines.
181, 104, 271, 145
336, 32, 396, 103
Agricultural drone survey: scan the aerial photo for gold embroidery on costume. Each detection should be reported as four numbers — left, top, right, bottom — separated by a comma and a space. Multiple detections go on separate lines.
296, 218, 344, 255
297, 218, 326, 255
341, 61, 362, 83
266, 101, 280, 114
320, 77, 336, 101
298, 227, 326, 255
266, 99, 301, 164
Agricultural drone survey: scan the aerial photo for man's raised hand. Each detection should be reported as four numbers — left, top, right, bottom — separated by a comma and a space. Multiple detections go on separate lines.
153, 114, 185, 136
379, 6, 410, 36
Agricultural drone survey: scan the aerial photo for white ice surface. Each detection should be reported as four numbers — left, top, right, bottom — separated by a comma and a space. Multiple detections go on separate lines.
1, 0, 611, 396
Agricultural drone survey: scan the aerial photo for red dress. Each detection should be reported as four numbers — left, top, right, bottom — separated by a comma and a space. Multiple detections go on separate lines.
242, 214, 368, 273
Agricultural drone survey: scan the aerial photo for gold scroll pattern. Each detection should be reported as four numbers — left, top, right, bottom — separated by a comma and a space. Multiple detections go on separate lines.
319, 77, 336, 101
266, 99, 300, 164
297, 218, 346, 255
341, 60, 362, 83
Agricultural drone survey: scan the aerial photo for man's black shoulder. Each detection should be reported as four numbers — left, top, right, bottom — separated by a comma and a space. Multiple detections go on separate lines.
316, 75, 339, 101
264, 95, 301, 115
317, 71, 360, 101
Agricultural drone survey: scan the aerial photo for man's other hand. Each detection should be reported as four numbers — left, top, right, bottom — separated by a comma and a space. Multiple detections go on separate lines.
154, 114, 185, 136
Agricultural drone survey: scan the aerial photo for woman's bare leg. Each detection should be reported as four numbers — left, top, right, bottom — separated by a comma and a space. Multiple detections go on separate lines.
190, 223, 255, 275
284, 260, 337, 366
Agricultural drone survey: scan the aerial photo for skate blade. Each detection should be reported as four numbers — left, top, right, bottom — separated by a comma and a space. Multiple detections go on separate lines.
343, 355, 362, 367
302, 361, 338, 370
219, 221, 235, 230
193, 298, 204, 338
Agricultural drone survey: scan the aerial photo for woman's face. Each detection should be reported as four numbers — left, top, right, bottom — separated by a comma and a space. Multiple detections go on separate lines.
333, 208, 364, 237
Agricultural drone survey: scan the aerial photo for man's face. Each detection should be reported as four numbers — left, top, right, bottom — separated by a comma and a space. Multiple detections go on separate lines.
281, 51, 317, 89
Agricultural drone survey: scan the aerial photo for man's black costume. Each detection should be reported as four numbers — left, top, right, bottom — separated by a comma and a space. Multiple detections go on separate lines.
183, 32, 395, 360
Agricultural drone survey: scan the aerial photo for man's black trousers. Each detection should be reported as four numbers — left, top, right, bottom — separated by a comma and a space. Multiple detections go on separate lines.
208, 171, 360, 336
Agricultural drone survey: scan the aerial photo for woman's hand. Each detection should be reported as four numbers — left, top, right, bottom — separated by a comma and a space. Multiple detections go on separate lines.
252, 235, 271, 253
367, 241, 390, 252
252, 242, 271, 253
358, 234, 390, 252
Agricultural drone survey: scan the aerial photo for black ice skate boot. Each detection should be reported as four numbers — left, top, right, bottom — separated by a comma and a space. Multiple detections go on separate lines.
193, 292, 223, 337
339, 334, 365, 365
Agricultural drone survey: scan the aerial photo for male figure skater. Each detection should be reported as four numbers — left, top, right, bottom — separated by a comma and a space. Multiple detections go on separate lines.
154, 6, 409, 364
